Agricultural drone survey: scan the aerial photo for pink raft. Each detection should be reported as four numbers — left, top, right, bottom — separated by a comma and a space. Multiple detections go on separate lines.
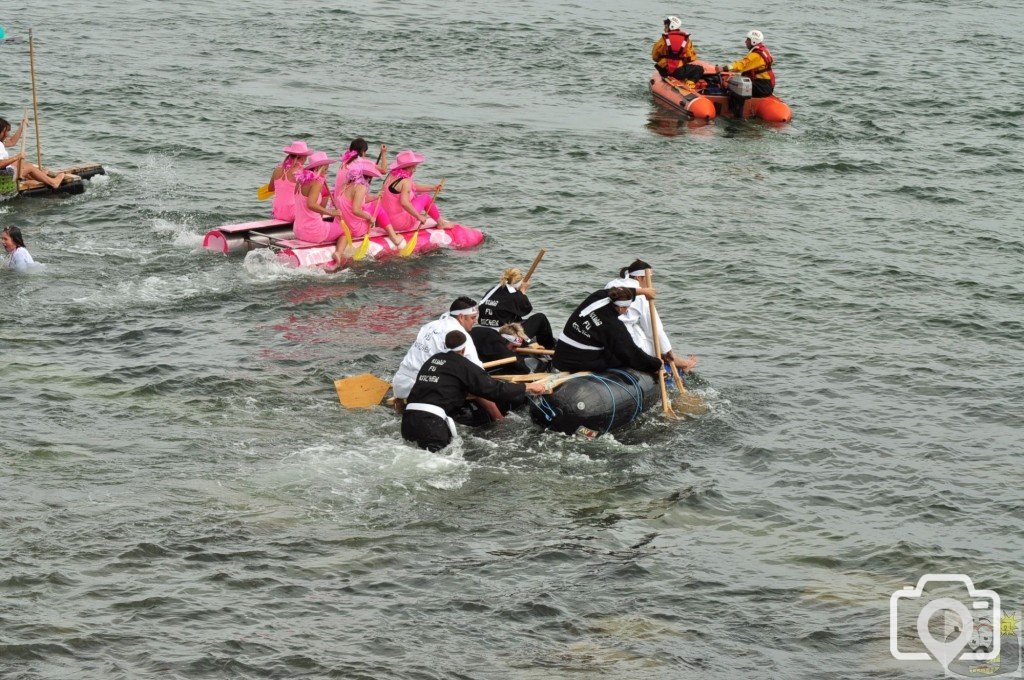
202, 219, 485, 270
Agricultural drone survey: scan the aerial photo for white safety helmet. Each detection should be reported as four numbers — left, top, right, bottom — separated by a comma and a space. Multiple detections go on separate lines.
664, 16, 683, 31
746, 29, 765, 45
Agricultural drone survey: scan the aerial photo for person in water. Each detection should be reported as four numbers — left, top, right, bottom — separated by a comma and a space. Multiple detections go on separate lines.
392, 297, 484, 401
292, 151, 345, 253
606, 259, 699, 373
333, 159, 383, 264
268, 140, 312, 222
0, 116, 65, 190
553, 287, 663, 375
470, 322, 533, 375
720, 30, 776, 99
652, 16, 704, 87
2, 225, 35, 271
335, 137, 387, 193
375, 150, 450, 240
401, 330, 548, 452
477, 267, 556, 349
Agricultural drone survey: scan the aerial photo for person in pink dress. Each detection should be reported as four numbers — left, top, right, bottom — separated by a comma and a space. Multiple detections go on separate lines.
334, 158, 386, 262
269, 140, 312, 222
334, 137, 387, 194
292, 152, 344, 257
375, 150, 451, 235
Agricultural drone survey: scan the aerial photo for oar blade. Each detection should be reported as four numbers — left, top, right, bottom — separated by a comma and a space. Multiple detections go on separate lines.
334, 373, 392, 408
353, 233, 371, 261
257, 184, 274, 201
399, 229, 419, 257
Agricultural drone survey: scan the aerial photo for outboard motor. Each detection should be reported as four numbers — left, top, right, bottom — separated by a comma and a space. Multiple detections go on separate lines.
728, 75, 752, 116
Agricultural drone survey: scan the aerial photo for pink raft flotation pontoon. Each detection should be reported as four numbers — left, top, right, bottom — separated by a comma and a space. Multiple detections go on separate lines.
202, 219, 484, 270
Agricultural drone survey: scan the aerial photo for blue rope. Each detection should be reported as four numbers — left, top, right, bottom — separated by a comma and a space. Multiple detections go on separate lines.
607, 368, 644, 423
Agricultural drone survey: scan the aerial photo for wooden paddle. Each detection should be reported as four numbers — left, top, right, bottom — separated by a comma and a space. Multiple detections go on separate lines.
521, 248, 546, 288
334, 357, 518, 408
399, 178, 445, 257
28, 29, 42, 168
514, 347, 554, 356
668, 358, 707, 416
646, 269, 678, 419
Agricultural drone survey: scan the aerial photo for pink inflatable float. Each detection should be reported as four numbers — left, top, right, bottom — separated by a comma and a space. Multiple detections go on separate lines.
202, 219, 484, 270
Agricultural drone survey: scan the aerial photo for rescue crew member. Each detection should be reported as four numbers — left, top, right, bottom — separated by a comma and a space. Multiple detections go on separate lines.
477, 267, 555, 349
392, 297, 483, 401
470, 322, 533, 375
719, 29, 776, 98
553, 287, 663, 374
651, 16, 704, 87
606, 259, 699, 373
402, 330, 548, 452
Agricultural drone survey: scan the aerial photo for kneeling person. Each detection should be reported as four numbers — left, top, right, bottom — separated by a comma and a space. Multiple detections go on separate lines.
402, 331, 548, 452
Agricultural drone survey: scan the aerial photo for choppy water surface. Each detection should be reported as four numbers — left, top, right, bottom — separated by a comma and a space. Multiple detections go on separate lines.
2, 1, 1022, 678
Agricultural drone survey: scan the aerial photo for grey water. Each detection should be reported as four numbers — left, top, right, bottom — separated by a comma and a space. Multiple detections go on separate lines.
1, 0, 1022, 678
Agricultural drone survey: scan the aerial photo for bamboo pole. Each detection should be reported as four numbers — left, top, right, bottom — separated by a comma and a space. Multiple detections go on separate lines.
28, 28, 43, 168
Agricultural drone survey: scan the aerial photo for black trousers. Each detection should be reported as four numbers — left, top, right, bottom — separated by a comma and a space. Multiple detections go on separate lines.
401, 411, 452, 452
522, 313, 555, 349
657, 63, 704, 82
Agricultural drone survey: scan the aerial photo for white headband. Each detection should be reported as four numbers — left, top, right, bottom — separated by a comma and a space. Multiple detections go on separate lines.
612, 299, 634, 308
501, 333, 523, 345
449, 337, 468, 352
449, 305, 478, 316
628, 269, 647, 278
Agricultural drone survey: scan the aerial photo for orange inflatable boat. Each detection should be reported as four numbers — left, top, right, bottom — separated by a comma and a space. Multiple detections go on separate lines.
649, 61, 792, 123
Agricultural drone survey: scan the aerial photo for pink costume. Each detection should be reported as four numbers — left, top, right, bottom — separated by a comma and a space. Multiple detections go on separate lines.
375, 172, 441, 232
271, 166, 297, 222
292, 172, 343, 243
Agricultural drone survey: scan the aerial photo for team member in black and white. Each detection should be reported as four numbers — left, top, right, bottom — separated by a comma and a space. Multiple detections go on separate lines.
477, 267, 555, 349
402, 330, 549, 452
469, 322, 533, 375
552, 287, 663, 374
392, 296, 483, 401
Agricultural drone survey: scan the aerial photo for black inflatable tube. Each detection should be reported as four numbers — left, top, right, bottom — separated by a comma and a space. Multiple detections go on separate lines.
529, 368, 658, 436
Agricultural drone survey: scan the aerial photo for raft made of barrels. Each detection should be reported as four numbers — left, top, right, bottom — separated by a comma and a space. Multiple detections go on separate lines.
649, 63, 792, 123
202, 218, 485, 270
529, 368, 658, 437
15, 163, 106, 198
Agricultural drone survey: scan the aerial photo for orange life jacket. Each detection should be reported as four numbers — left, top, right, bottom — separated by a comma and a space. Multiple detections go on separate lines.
744, 43, 775, 87
664, 30, 691, 71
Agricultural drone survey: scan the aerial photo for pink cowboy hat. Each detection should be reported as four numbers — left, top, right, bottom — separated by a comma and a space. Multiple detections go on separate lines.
304, 151, 337, 170
352, 158, 383, 178
282, 140, 313, 156
389, 149, 426, 171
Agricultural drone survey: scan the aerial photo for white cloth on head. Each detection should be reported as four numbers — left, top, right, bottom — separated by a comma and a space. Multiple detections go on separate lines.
5, 246, 35, 272
604, 277, 672, 356
391, 315, 482, 399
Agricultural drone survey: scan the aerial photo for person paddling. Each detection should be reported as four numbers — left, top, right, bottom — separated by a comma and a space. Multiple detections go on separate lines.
335, 137, 387, 193
268, 141, 312, 222
470, 322, 534, 375
292, 151, 347, 255
553, 287, 663, 375
652, 16, 704, 88
375, 150, 451, 243
606, 259, 698, 373
332, 158, 383, 266
0, 115, 65, 190
392, 297, 484, 402
477, 267, 555, 349
2, 225, 36, 271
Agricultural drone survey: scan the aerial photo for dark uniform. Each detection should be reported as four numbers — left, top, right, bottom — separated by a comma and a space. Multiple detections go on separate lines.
469, 325, 530, 374
477, 284, 555, 349
401, 351, 528, 452
552, 290, 663, 374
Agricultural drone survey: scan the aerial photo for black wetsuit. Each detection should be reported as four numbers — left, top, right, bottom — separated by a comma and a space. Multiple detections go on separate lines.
401, 351, 527, 452
477, 284, 555, 349
552, 290, 663, 375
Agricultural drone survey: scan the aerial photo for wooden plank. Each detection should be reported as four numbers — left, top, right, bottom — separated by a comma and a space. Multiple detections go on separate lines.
18, 172, 81, 193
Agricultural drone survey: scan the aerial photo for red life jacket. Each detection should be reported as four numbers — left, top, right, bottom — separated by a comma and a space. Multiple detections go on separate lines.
663, 30, 691, 71
744, 43, 775, 87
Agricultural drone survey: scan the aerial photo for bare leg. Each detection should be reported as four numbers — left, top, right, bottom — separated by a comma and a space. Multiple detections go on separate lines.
673, 355, 699, 373
385, 226, 404, 249
20, 163, 64, 189
332, 234, 348, 268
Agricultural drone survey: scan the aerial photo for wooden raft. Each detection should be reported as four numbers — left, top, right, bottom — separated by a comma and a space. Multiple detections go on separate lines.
17, 163, 106, 198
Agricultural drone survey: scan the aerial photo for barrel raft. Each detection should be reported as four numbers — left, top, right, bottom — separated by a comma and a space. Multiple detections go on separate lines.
529, 369, 658, 437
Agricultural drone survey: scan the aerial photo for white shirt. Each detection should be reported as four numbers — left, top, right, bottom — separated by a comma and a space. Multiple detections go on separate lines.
391, 315, 482, 399
0, 142, 9, 160
605, 277, 672, 356
6, 246, 35, 271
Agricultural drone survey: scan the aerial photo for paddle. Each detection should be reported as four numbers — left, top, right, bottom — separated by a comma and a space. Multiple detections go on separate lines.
28, 29, 42, 168
668, 357, 707, 416
334, 357, 518, 408
646, 268, 678, 419
399, 178, 445, 258
257, 184, 274, 201
521, 248, 547, 288
514, 347, 554, 356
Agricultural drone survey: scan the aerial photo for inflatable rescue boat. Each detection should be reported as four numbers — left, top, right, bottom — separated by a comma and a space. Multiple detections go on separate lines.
203, 218, 485, 270
649, 61, 791, 123
529, 368, 658, 437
